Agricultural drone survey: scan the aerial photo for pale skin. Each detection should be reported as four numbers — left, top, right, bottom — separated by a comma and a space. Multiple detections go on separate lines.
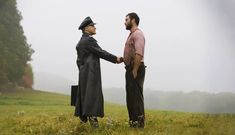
84, 25, 123, 64
124, 16, 143, 78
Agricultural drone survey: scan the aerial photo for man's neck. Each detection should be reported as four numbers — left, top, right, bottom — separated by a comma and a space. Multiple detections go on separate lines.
130, 25, 138, 33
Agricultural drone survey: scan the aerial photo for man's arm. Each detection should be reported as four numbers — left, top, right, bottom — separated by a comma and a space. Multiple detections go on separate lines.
132, 53, 142, 78
132, 31, 145, 78
86, 38, 118, 63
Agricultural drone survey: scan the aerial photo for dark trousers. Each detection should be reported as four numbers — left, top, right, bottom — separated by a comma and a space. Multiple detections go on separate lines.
125, 63, 146, 128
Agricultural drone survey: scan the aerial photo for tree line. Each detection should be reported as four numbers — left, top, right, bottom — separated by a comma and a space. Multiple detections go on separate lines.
0, 0, 34, 90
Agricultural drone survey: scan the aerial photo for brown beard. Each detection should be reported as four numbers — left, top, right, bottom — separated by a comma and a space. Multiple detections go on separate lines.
126, 23, 132, 30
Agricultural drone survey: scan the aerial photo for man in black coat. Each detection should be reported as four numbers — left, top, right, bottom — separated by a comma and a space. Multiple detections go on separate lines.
75, 16, 123, 128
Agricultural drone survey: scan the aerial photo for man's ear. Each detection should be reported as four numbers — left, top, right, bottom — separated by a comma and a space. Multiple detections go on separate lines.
131, 18, 136, 25
84, 26, 88, 32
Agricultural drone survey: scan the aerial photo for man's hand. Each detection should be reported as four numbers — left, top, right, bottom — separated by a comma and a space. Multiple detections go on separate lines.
117, 57, 124, 64
132, 54, 142, 79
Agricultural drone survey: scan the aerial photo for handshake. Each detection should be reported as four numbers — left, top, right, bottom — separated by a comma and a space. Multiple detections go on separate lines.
117, 57, 124, 64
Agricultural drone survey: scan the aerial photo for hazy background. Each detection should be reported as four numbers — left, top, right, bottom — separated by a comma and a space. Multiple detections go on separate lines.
17, 0, 235, 93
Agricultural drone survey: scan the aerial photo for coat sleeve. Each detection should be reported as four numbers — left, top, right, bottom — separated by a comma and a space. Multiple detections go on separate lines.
86, 38, 117, 63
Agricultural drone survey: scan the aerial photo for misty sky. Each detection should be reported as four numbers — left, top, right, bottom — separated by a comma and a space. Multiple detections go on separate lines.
17, 0, 235, 92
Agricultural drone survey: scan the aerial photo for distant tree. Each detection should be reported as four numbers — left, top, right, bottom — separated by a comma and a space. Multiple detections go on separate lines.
0, 0, 34, 90
20, 64, 34, 88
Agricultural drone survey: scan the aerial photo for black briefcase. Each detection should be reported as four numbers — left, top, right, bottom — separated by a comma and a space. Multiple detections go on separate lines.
71, 85, 78, 106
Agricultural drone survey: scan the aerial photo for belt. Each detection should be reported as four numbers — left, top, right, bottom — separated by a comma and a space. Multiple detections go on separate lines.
125, 62, 145, 71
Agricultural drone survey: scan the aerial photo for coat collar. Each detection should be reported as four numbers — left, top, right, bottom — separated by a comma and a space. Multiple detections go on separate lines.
82, 32, 94, 37
82, 32, 90, 37
82, 32, 97, 42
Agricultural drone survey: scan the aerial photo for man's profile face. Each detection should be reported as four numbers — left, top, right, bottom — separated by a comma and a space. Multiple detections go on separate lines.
85, 25, 96, 35
125, 16, 132, 30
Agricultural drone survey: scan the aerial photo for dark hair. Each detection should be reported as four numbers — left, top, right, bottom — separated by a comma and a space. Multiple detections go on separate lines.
126, 12, 140, 26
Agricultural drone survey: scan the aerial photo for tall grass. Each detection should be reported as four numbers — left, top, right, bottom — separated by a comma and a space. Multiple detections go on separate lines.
0, 89, 235, 135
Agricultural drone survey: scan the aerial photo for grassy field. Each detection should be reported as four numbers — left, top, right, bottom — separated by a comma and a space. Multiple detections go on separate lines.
0, 89, 235, 135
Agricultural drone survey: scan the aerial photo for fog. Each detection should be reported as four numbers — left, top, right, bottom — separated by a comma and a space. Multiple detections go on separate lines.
17, 0, 235, 92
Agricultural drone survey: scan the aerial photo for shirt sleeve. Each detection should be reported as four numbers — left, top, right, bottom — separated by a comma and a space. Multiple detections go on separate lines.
133, 32, 145, 57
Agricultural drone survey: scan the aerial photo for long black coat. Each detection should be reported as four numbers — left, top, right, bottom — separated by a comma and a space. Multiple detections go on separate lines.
75, 33, 117, 117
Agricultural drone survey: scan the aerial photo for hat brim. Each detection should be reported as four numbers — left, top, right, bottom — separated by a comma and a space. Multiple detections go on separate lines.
87, 22, 96, 26
78, 23, 96, 30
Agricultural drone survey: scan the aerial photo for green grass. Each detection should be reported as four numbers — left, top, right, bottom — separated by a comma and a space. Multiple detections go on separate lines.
0, 89, 235, 135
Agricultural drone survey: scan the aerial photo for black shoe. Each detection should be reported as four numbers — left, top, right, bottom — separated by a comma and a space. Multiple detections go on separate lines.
137, 115, 145, 128
129, 120, 138, 128
129, 115, 145, 128
79, 116, 88, 123
89, 116, 99, 128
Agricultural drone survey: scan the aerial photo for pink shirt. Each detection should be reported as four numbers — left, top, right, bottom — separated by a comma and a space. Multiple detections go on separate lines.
123, 28, 145, 65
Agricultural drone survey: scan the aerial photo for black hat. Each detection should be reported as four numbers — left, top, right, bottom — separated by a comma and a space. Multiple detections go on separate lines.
78, 16, 96, 30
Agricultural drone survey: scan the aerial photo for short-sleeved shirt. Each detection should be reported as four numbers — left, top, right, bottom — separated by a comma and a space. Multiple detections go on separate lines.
123, 28, 145, 66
